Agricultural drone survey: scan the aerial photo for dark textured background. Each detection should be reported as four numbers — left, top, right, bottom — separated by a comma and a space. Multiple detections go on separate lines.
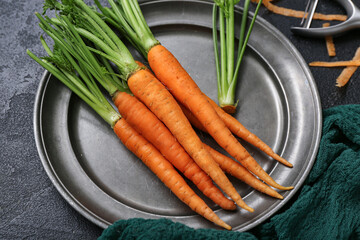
1, 0, 359, 239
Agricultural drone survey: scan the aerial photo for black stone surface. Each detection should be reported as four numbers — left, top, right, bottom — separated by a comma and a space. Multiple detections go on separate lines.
0, 0, 359, 239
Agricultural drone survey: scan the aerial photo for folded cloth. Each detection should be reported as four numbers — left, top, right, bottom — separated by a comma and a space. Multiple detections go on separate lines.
99, 105, 360, 240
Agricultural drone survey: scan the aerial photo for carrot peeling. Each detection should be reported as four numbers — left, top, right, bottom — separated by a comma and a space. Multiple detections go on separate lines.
251, 0, 347, 21
309, 60, 360, 67
323, 23, 336, 57
336, 47, 360, 87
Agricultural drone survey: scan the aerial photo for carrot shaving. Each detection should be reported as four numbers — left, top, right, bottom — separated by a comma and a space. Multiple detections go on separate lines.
309, 60, 360, 67
336, 47, 360, 87
251, 0, 347, 21
323, 23, 336, 57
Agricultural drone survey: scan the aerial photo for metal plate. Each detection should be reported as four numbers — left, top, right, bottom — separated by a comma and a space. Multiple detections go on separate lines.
34, 0, 322, 232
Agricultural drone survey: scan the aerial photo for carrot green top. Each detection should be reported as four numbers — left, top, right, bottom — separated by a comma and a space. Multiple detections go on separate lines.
42, 0, 141, 85
94, 0, 159, 58
212, 0, 263, 110
27, 39, 120, 128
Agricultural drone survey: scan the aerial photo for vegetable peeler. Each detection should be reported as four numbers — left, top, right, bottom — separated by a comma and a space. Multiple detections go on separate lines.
291, 0, 360, 37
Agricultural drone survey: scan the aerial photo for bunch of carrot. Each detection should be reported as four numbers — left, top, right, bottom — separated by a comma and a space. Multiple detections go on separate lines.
28, 0, 294, 230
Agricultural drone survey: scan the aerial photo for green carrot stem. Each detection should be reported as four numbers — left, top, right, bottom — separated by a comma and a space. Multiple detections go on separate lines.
238, 0, 250, 58
214, 0, 262, 109
100, 0, 147, 57
74, 0, 127, 53
40, 35, 53, 56
226, 1, 235, 86
230, 0, 262, 94
212, 5, 222, 97
118, 0, 159, 54
219, 6, 228, 101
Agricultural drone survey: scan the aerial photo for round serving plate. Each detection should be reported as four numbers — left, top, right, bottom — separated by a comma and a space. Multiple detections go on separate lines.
34, 0, 322, 232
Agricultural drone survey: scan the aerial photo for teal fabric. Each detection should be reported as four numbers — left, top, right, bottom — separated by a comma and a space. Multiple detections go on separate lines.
99, 105, 360, 240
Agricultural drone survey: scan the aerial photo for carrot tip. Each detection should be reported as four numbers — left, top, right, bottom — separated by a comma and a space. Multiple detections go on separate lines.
276, 194, 284, 200
274, 155, 293, 168
283, 163, 293, 168
223, 223, 232, 231
247, 207, 255, 213
223, 204, 237, 211
242, 205, 254, 213
279, 186, 294, 191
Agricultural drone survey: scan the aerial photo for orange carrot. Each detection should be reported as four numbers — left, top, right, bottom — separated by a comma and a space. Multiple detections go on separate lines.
113, 118, 231, 230
127, 69, 253, 212
113, 91, 236, 210
204, 144, 284, 199
148, 45, 293, 191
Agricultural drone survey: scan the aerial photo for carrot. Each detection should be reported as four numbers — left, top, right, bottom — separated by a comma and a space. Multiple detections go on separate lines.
336, 47, 360, 87
251, 0, 347, 21
147, 45, 293, 191
204, 144, 284, 199
113, 118, 232, 230
126, 68, 254, 212
323, 23, 336, 57
113, 91, 236, 210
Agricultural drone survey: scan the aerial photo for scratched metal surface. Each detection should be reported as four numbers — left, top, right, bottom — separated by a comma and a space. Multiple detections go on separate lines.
0, 0, 359, 239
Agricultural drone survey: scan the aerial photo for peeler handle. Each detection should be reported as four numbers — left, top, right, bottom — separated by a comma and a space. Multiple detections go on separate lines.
291, 0, 360, 38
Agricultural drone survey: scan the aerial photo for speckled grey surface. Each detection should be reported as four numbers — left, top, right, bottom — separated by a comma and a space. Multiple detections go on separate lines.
0, 0, 359, 239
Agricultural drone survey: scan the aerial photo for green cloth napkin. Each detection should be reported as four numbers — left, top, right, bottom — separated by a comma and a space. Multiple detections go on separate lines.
99, 105, 360, 240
